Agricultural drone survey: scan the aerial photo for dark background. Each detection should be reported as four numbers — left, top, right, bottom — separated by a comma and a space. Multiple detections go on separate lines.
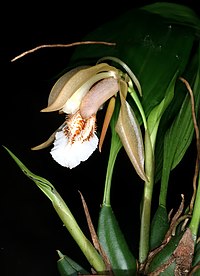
1, 0, 199, 275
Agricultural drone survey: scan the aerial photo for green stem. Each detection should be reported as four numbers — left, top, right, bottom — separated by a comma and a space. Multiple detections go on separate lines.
128, 88, 155, 263
128, 87, 148, 130
103, 134, 122, 206
139, 129, 154, 264
52, 190, 106, 272
189, 173, 200, 241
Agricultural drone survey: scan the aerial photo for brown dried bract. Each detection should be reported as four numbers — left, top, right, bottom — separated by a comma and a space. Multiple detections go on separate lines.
173, 228, 194, 275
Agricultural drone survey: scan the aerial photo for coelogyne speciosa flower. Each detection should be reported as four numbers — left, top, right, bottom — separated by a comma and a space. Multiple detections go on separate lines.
32, 63, 119, 168
32, 58, 147, 181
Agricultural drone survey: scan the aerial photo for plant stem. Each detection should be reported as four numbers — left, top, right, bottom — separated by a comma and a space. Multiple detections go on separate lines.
52, 190, 106, 272
189, 173, 200, 241
103, 134, 122, 206
128, 88, 155, 263
139, 129, 154, 264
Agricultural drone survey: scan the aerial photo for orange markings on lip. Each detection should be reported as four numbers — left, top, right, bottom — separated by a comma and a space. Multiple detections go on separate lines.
63, 111, 97, 144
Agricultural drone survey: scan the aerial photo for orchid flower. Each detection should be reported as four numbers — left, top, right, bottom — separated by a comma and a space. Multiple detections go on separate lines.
32, 59, 147, 181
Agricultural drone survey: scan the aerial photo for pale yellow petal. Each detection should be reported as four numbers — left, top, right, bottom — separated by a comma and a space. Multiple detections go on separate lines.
41, 63, 118, 113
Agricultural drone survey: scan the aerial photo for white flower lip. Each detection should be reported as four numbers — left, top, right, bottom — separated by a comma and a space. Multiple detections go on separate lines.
50, 111, 98, 169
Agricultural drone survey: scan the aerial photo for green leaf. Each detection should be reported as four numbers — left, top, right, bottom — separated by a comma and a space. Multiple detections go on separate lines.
150, 205, 169, 250
171, 75, 200, 171
159, 56, 200, 207
154, 49, 199, 183
141, 2, 200, 35
57, 250, 89, 276
147, 71, 178, 149
3, 146, 106, 273
69, 4, 196, 119
97, 204, 137, 276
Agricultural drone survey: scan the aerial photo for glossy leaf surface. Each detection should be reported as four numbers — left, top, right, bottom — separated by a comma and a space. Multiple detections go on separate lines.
97, 204, 137, 276
69, 4, 196, 119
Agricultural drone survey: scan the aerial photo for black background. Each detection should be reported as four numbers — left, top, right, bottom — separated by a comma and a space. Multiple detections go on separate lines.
1, 0, 199, 275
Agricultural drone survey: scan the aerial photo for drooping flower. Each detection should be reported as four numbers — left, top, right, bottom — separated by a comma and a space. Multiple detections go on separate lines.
32, 63, 120, 169
32, 58, 147, 181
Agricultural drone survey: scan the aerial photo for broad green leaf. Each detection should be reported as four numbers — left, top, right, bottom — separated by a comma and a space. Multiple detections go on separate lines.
98, 204, 137, 276
4, 146, 106, 273
142, 2, 200, 34
69, 4, 196, 119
